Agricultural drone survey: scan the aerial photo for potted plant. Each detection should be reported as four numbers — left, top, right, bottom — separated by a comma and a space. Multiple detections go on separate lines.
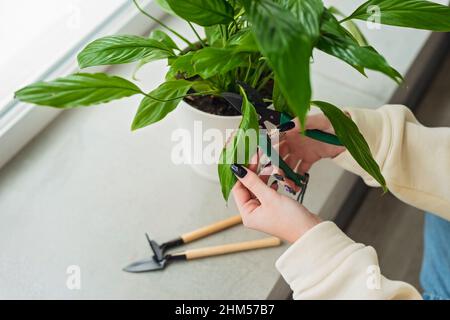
15, 0, 450, 201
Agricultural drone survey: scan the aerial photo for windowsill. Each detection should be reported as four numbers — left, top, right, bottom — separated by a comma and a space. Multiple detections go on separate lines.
0, 0, 162, 169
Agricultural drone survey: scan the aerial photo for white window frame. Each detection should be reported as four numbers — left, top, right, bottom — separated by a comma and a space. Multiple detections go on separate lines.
0, 0, 165, 169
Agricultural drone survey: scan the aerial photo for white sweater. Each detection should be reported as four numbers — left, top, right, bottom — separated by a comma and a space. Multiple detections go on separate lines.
276, 105, 450, 300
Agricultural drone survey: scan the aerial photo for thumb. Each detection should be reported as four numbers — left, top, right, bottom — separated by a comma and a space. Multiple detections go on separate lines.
231, 164, 277, 202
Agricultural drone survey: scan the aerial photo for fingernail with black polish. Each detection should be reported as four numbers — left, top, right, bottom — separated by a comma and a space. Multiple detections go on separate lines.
274, 174, 285, 181
277, 121, 295, 132
231, 164, 248, 178
284, 185, 296, 195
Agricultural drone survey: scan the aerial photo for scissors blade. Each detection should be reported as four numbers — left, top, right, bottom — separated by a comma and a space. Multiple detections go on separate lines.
222, 91, 282, 128
222, 92, 243, 114
236, 81, 267, 109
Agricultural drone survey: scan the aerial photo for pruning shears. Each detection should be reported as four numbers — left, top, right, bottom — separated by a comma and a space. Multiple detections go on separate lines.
222, 83, 342, 203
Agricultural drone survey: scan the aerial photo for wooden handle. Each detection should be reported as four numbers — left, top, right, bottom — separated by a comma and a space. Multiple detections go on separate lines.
181, 215, 242, 243
184, 237, 281, 260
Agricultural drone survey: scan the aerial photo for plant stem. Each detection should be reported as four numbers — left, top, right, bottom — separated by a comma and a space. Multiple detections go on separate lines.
244, 56, 252, 83
257, 72, 274, 92
251, 60, 266, 87
187, 22, 206, 47
132, 0, 193, 48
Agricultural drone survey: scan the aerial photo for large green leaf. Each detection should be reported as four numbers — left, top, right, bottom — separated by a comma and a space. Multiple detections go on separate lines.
192, 47, 249, 79
317, 34, 402, 83
148, 30, 179, 51
280, 0, 324, 39
166, 0, 234, 26
243, 0, 315, 128
133, 30, 179, 79
312, 101, 387, 191
78, 35, 175, 68
328, 6, 368, 46
227, 29, 259, 52
344, 0, 450, 31
205, 26, 223, 47
319, 9, 401, 81
15, 73, 142, 108
166, 52, 196, 80
219, 89, 260, 201
155, 0, 175, 14
132, 80, 192, 130
321, 9, 360, 41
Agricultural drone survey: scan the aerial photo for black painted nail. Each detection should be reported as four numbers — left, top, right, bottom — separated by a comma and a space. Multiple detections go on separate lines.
284, 185, 296, 195
231, 164, 247, 178
277, 121, 295, 132
274, 174, 285, 181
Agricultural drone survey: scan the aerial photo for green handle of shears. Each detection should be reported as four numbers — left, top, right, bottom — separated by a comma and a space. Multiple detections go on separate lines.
259, 133, 307, 188
280, 113, 343, 146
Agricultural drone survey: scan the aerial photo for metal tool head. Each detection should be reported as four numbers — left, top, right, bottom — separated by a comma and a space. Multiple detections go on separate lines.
235, 81, 268, 109
123, 257, 168, 273
221, 91, 282, 128
222, 92, 243, 114
146, 233, 165, 262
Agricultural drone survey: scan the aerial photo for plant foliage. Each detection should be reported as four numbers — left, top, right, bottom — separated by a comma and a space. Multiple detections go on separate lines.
15, 0, 450, 200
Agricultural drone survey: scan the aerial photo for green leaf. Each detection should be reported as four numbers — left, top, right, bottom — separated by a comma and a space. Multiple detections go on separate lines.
227, 29, 259, 52
317, 34, 403, 83
205, 26, 222, 47
166, 52, 196, 80
344, 0, 450, 32
272, 79, 289, 113
192, 47, 249, 79
156, 0, 175, 15
132, 80, 192, 130
281, 0, 324, 39
342, 20, 369, 46
312, 101, 387, 191
328, 6, 368, 46
15, 73, 142, 108
244, 0, 316, 128
77, 35, 175, 68
219, 88, 260, 201
148, 30, 179, 51
166, 0, 234, 26
133, 30, 179, 79
319, 10, 368, 76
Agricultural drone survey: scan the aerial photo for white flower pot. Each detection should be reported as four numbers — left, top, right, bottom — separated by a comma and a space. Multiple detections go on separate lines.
175, 100, 242, 182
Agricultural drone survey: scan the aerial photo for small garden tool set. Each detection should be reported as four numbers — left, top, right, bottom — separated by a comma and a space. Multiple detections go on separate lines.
124, 215, 281, 273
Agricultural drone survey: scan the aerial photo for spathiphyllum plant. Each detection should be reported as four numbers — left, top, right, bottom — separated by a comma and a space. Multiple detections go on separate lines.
15, 0, 450, 200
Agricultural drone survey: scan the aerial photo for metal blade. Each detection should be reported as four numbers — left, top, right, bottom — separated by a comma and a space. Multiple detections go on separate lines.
146, 233, 165, 262
221, 92, 243, 114
236, 81, 267, 109
123, 258, 166, 273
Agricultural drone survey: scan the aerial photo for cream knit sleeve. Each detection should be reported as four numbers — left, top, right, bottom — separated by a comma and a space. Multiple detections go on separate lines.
276, 105, 450, 300
333, 105, 450, 219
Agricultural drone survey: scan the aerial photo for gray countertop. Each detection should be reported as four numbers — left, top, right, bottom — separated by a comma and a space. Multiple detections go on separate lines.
0, 0, 442, 299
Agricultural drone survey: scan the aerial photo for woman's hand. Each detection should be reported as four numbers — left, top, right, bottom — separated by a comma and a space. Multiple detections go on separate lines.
231, 163, 321, 243
276, 113, 346, 173
230, 113, 346, 243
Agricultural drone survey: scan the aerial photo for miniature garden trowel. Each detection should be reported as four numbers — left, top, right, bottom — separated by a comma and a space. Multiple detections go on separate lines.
146, 215, 243, 262
124, 237, 281, 272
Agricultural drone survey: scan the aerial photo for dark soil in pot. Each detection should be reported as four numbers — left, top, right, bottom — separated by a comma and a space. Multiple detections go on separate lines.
183, 80, 274, 117
184, 93, 240, 116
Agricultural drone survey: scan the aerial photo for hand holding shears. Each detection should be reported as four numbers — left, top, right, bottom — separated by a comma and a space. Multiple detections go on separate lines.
222, 83, 344, 203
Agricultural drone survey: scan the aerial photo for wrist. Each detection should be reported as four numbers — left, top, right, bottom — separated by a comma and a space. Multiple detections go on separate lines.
285, 213, 321, 243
